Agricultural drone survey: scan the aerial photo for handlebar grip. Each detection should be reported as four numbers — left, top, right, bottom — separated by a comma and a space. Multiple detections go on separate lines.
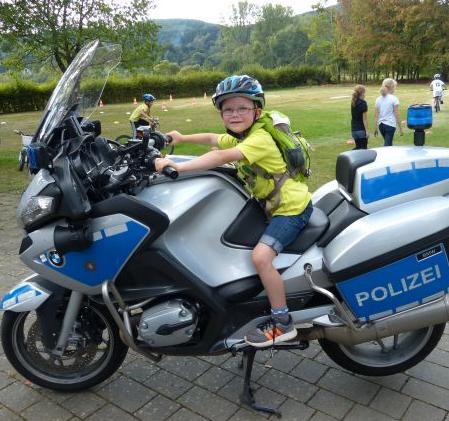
162, 166, 178, 179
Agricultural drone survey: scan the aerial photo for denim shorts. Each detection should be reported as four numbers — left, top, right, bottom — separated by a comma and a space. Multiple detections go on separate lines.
259, 201, 313, 254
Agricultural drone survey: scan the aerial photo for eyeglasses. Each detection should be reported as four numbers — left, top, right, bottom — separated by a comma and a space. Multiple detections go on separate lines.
221, 107, 256, 117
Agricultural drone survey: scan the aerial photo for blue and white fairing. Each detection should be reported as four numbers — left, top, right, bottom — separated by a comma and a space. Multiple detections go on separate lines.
346, 146, 449, 213
18, 214, 150, 295
0, 274, 51, 312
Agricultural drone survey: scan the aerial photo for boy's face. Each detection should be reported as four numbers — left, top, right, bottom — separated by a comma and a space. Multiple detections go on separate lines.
220, 97, 261, 134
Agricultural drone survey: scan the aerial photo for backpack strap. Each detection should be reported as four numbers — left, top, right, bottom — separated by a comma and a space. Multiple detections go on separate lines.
250, 164, 290, 216
264, 172, 290, 215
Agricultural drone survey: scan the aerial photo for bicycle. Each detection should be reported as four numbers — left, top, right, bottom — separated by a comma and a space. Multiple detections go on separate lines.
14, 130, 33, 171
434, 95, 442, 113
115, 116, 160, 144
432, 88, 446, 113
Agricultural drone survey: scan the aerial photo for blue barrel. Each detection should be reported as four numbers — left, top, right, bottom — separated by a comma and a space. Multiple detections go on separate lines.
407, 104, 432, 130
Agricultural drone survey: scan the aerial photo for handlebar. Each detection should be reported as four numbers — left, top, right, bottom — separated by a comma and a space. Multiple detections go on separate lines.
102, 168, 129, 193
162, 166, 178, 179
89, 130, 178, 195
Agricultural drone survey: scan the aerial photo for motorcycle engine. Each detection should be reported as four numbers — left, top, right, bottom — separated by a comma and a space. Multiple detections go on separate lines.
137, 299, 198, 347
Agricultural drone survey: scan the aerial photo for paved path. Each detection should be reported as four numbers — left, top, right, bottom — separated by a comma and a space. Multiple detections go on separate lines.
1, 192, 449, 421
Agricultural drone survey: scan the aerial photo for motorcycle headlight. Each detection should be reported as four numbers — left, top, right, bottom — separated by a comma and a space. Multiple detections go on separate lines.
19, 196, 56, 228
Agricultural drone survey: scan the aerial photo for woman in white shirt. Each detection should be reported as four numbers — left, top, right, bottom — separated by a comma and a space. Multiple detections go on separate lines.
374, 78, 403, 146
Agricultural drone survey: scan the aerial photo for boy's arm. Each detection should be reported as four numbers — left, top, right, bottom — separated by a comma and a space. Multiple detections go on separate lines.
140, 110, 152, 120
166, 131, 219, 147
155, 147, 243, 173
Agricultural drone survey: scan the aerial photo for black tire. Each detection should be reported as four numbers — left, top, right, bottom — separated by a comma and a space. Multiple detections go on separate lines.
1, 304, 128, 391
435, 99, 440, 113
319, 323, 445, 376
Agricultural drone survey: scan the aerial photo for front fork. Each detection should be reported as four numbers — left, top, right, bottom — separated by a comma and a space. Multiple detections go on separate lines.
52, 291, 84, 356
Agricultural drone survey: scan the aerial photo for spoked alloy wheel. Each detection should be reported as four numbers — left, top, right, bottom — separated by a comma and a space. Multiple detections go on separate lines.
1, 303, 128, 391
319, 323, 445, 376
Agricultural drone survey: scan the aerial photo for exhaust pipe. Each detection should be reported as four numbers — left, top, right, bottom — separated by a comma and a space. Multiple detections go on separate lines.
302, 294, 449, 345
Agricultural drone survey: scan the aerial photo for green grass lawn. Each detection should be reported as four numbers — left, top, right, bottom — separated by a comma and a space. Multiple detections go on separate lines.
0, 84, 447, 194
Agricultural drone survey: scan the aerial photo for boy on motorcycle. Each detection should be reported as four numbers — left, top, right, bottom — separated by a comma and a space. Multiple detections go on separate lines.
155, 75, 312, 348
129, 93, 156, 130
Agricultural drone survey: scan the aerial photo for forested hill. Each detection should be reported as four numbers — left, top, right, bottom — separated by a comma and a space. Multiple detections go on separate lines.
154, 11, 315, 68
155, 19, 221, 66
156, 19, 221, 46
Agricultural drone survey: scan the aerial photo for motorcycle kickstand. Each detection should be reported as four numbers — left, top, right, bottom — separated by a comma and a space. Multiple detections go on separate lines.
240, 348, 282, 418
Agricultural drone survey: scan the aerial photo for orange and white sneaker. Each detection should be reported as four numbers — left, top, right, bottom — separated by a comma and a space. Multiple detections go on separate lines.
244, 316, 297, 348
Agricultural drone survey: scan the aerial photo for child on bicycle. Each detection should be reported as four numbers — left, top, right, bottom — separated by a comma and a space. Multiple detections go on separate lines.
430, 74, 445, 106
155, 75, 312, 348
130, 93, 156, 130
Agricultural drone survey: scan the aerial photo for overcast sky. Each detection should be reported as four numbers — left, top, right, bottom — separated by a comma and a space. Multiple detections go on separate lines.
151, 0, 338, 24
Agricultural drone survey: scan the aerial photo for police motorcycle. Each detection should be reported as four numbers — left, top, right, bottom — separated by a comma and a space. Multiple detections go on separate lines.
3, 39, 449, 416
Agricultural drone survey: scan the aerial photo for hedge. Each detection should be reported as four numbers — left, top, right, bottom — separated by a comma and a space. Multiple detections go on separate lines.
0, 66, 332, 114
0, 80, 56, 114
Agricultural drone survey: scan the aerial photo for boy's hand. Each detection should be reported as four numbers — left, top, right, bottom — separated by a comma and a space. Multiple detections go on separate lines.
166, 130, 183, 145
155, 157, 178, 173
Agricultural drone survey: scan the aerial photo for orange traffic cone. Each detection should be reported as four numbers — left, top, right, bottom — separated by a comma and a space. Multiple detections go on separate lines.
133, 98, 138, 106
99, 99, 104, 107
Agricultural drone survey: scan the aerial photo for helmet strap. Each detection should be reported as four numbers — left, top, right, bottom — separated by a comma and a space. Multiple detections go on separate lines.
226, 127, 250, 140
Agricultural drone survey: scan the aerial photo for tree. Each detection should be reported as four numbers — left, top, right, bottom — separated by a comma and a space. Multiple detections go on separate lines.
269, 25, 310, 66
408, 0, 449, 80
178, 64, 201, 76
218, 1, 259, 69
305, 3, 340, 71
251, 4, 294, 67
153, 60, 180, 75
222, 1, 259, 45
0, 0, 160, 72
336, 0, 425, 81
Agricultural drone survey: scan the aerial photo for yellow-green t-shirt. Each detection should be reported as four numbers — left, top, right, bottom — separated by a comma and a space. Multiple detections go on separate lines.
217, 128, 311, 216
129, 104, 150, 122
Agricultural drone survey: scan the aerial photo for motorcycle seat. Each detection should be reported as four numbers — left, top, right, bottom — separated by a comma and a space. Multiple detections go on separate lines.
222, 199, 329, 254
336, 149, 377, 193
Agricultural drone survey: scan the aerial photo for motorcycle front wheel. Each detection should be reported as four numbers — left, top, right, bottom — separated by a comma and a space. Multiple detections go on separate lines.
1, 303, 128, 391
319, 323, 445, 376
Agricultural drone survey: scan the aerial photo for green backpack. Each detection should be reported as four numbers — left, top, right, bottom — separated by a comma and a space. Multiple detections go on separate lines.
246, 110, 311, 214
252, 110, 311, 182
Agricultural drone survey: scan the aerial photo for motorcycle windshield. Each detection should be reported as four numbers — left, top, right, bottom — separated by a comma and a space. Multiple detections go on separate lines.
34, 40, 122, 144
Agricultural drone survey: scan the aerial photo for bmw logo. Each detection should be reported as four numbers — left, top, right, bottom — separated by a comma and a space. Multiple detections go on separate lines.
48, 250, 64, 267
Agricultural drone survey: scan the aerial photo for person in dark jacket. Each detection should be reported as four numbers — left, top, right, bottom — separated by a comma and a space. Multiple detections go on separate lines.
351, 85, 369, 149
